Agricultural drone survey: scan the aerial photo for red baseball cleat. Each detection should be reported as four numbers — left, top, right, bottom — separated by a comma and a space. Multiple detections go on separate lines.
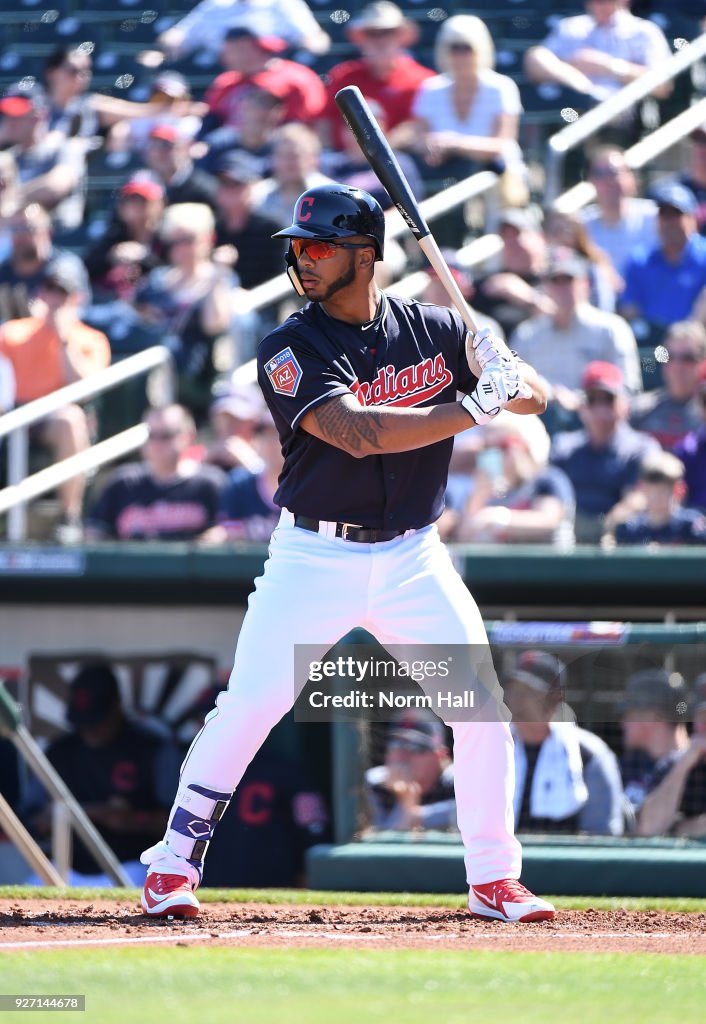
141, 871, 200, 918
468, 879, 555, 922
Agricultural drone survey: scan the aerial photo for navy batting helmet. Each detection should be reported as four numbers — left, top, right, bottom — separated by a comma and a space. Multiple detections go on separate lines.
273, 184, 385, 260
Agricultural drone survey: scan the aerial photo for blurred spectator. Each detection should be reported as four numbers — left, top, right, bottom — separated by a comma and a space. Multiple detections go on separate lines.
673, 360, 706, 512
134, 203, 236, 417
581, 146, 658, 277
365, 711, 456, 831
0, 80, 86, 231
319, 3, 433, 152
201, 744, 330, 886
543, 207, 620, 311
410, 14, 526, 232
505, 651, 625, 836
85, 405, 226, 541
550, 361, 659, 542
472, 208, 550, 339
43, 48, 204, 147
204, 411, 282, 543
84, 175, 165, 301
156, 0, 330, 61
0, 204, 88, 322
611, 451, 706, 546
420, 253, 504, 339
197, 83, 284, 178
321, 99, 423, 212
630, 320, 706, 447
619, 182, 706, 331
619, 668, 690, 823
204, 379, 270, 473
144, 123, 217, 207
252, 124, 332, 230
26, 663, 180, 885
636, 672, 706, 838
456, 415, 575, 547
203, 27, 326, 134
0, 256, 110, 540
524, 0, 671, 103
0, 150, 20, 263
674, 124, 706, 236
213, 153, 285, 289
509, 251, 642, 414
107, 72, 205, 158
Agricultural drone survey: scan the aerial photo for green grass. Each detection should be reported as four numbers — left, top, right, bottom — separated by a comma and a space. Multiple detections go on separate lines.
0, 885, 704, 913
2, 947, 703, 1024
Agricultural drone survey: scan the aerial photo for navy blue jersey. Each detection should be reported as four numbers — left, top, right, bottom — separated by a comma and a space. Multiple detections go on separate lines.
615, 507, 706, 546
256, 293, 478, 530
87, 462, 226, 540
218, 468, 280, 541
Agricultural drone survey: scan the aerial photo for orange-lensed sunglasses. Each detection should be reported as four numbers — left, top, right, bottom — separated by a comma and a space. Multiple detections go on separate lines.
290, 238, 372, 260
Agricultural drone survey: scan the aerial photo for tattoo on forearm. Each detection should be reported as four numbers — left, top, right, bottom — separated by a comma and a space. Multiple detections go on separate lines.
313, 400, 385, 453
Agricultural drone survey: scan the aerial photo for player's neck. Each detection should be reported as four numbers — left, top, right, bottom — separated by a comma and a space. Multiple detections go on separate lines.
320, 283, 382, 325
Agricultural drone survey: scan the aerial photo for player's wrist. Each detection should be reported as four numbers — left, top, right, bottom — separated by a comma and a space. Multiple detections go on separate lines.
460, 392, 494, 425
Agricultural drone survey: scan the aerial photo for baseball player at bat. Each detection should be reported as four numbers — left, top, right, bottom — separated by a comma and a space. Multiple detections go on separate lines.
140, 184, 555, 923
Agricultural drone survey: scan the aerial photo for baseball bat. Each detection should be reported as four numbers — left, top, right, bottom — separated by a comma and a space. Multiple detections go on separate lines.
335, 85, 479, 337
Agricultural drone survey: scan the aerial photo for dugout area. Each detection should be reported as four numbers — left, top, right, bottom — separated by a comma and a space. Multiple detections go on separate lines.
1, 544, 705, 898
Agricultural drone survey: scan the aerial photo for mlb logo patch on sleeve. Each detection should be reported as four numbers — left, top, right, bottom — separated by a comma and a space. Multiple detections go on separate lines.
265, 347, 303, 396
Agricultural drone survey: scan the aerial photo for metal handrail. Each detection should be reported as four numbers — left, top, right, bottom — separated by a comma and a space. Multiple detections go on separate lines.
544, 32, 706, 202
552, 93, 706, 214
245, 171, 500, 313
0, 346, 173, 541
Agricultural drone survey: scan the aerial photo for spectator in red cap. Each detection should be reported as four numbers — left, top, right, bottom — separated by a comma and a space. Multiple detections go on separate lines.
319, 3, 434, 152
203, 27, 326, 135
84, 174, 165, 300
550, 360, 659, 542
144, 123, 217, 207
156, 0, 330, 61
0, 80, 86, 231
673, 360, 706, 513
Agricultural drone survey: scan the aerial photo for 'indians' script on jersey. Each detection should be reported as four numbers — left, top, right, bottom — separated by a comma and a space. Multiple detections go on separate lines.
350, 354, 453, 407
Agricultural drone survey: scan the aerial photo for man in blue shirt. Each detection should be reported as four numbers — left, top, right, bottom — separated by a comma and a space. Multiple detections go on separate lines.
619, 182, 706, 330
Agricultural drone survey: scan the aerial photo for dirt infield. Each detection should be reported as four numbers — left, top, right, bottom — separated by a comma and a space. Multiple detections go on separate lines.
1, 900, 705, 954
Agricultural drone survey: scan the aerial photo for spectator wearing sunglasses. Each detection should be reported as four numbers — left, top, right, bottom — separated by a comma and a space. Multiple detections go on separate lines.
619, 183, 706, 333
509, 250, 642, 427
85, 404, 226, 541
550, 361, 659, 543
673, 360, 706, 513
0, 255, 109, 541
610, 451, 706, 546
630, 321, 706, 448
364, 711, 456, 832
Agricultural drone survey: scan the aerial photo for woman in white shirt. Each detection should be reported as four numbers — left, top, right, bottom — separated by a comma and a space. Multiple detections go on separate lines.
411, 15, 525, 185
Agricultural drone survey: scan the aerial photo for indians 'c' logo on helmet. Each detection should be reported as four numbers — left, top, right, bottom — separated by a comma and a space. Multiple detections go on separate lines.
297, 196, 315, 222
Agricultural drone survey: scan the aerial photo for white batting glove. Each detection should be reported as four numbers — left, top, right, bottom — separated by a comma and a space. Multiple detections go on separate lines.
466, 327, 513, 373
463, 362, 532, 425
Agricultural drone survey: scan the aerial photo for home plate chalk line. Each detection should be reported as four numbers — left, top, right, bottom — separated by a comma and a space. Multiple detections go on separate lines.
0, 929, 680, 951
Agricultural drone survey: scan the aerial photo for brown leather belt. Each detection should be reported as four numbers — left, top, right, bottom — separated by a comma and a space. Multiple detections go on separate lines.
294, 515, 406, 544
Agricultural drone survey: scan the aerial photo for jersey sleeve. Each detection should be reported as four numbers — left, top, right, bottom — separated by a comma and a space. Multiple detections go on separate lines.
257, 330, 352, 431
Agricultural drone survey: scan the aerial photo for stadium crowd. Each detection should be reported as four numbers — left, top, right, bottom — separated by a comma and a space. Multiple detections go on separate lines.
0, 0, 704, 548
